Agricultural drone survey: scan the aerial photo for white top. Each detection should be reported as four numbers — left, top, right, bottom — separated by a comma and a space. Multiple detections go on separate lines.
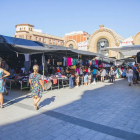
127, 69, 133, 76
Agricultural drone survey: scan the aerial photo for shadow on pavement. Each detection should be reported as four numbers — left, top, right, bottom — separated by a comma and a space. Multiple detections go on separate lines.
39, 96, 56, 107
1, 79, 140, 140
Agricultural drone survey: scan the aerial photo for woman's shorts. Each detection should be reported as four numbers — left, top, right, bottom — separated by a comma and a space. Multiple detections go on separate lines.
84, 75, 88, 82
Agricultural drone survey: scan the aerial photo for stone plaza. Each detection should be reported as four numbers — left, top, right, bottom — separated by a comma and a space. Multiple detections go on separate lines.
0, 79, 140, 140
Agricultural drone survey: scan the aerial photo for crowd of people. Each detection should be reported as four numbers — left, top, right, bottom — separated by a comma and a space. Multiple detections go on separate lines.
126, 64, 140, 86
65, 66, 122, 89
0, 63, 139, 110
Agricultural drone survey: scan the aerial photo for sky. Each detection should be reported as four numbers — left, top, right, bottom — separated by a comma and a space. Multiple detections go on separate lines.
0, 0, 140, 39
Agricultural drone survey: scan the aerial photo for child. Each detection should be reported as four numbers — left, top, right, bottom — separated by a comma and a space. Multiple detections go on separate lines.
88, 72, 92, 85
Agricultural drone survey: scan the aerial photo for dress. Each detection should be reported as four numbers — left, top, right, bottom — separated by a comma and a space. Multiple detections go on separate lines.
29, 73, 42, 98
0, 69, 4, 93
101, 69, 106, 77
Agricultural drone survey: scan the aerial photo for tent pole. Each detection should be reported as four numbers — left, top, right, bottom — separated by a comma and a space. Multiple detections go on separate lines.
43, 53, 45, 87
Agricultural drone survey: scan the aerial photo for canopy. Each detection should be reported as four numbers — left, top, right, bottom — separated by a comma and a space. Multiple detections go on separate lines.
107, 45, 140, 56
0, 35, 110, 59
0, 35, 57, 54
44, 44, 106, 58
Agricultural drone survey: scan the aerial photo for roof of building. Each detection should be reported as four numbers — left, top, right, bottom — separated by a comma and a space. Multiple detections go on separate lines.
30, 31, 64, 40
65, 31, 89, 36
15, 24, 34, 27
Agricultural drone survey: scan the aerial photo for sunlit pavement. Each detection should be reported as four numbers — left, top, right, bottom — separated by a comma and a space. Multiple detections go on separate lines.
1, 79, 140, 140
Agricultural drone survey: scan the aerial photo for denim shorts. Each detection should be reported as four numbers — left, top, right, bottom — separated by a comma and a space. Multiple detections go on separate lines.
134, 74, 137, 80
84, 75, 88, 82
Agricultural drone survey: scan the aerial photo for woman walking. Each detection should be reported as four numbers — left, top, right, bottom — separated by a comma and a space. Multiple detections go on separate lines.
75, 66, 80, 87
109, 67, 115, 83
100, 67, 106, 82
0, 68, 10, 108
92, 68, 97, 85
66, 66, 75, 89
83, 66, 88, 86
127, 66, 133, 86
29, 65, 45, 110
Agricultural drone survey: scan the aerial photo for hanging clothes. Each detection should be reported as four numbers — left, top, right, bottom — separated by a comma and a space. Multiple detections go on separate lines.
63, 57, 66, 66
89, 60, 91, 66
67, 57, 72, 66
71, 58, 73, 65
95, 59, 97, 65
24, 54, 30, 61
73, 58, 76, 66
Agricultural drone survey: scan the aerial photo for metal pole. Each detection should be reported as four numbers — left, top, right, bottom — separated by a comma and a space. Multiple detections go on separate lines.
43, 53, 45, 86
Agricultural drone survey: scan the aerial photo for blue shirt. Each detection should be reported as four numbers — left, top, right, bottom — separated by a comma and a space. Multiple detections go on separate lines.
92, 69, 97, 75
133, 67, 137, 74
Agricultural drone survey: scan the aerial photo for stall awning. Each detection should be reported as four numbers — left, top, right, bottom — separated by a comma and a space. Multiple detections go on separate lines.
48, 45, 106, 58
0, 35, 110, 59
107, 45, 140, 56
0, 35, 55, 54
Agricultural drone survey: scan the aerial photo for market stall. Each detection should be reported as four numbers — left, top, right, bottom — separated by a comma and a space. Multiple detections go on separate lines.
0, 34, 113, 90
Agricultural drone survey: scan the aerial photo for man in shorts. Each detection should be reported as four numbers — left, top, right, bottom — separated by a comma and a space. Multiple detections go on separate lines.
133, 64, 138, 85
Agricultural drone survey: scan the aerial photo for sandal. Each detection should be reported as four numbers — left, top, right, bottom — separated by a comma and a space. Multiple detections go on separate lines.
5, 91, 8, 96
34, 106, 39, 110
1, 105, 3, 109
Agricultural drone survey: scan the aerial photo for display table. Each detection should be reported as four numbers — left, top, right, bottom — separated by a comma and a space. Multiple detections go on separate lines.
50, 77, 69, 90
5, 76, 29, 90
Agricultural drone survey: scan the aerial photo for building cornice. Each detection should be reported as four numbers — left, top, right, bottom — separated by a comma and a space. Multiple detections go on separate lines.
15, 24, 34, 27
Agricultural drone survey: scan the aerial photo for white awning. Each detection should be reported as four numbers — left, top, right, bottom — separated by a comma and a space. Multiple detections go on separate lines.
107, 45, 140, 56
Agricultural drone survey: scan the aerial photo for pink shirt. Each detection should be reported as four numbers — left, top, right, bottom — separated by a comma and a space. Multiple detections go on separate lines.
76, 68, 80, 74
67, 57, 71, 66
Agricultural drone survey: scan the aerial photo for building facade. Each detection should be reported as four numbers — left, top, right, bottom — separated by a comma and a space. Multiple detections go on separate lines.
64, 31, 90, 49
14, 24, 64, 46
14, 23, 140, 59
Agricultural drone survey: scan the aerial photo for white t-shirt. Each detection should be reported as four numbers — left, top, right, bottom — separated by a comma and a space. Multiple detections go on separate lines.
127, 69, 133, 76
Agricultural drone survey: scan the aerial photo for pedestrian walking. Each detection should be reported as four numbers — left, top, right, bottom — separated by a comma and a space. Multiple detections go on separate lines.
109, 67, 115, 82
92, 68, 97, 85
29, 65, 45, 110
83, 66, 88, 86
127, 66, 133, 86
66, 66, 75, 89
100, 67, 106, 82
133, 64, 138, 85
0, 68, 10, 108
88, 72, 92, 85
75, 66, 80, 87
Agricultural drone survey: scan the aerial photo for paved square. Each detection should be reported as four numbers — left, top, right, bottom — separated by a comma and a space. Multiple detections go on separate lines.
0, 79, 140, 140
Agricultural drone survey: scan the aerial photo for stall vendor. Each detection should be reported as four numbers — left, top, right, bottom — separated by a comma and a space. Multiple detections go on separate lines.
56, 67, 61, 73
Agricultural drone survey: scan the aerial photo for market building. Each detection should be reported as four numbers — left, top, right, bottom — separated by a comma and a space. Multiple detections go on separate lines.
134, 31, 140, 45
64, 31, 90, 50
14, 23, 140, 59
14, 23, 64, 46
64, 25, 126, 59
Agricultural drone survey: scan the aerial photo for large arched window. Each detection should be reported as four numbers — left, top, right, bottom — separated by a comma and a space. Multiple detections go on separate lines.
69, 44, 73, 49
97, 38, 109, 56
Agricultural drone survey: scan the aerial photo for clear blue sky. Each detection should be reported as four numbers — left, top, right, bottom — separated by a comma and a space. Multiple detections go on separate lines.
0, 0, 140, 38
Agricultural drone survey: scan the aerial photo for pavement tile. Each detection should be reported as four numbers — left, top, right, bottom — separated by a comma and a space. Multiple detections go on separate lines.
1, 79, 140, 140
53, 134, 67, 140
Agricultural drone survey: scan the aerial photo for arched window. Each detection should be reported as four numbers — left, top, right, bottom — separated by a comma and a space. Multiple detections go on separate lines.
97, 38, 109, 55
69, 44, 73, 49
